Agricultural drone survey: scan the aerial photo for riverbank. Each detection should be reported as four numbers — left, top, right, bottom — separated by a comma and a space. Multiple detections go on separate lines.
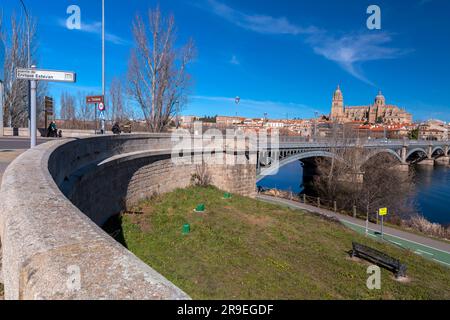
259, 188, 450, 241
111, 186, 450, 299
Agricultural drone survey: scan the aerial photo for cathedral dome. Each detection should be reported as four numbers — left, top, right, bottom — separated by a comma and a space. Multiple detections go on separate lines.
333, 85, 343, 101
375, 90, 385, 106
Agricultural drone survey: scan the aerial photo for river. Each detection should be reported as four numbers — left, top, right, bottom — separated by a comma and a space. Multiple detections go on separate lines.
258, 162, 450, 225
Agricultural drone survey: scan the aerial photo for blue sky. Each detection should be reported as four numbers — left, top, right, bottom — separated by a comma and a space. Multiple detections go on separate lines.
2, 0, 450, 121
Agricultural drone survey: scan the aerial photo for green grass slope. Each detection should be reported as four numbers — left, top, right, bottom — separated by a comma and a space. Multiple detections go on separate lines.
118, 187, 450, 300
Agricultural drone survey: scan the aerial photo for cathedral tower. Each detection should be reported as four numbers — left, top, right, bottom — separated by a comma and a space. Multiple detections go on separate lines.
331, 85, 344, 122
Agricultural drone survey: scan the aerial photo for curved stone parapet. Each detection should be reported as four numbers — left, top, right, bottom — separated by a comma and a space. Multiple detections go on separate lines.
0, 134, 256, 300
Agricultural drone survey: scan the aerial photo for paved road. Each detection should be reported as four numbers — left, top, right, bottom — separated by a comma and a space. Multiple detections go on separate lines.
257, 195, 450, 268
0, 136, 53, 150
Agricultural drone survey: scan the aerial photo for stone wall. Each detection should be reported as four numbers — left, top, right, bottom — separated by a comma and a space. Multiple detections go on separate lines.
0, 134, 256, 299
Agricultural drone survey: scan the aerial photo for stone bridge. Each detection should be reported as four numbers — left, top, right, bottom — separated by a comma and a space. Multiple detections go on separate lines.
257, 139, 450, 181
0, 134, 256, 300
0, 134, 448, 299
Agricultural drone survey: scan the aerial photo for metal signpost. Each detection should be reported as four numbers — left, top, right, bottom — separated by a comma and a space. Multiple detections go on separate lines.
86, 96, 105, 134
16, 66, 76, 147
44, 96, 54, 134
379, 207, 388, 240
98, 102, 106, 134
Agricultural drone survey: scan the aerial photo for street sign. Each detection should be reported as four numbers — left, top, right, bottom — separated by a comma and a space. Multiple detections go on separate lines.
98, 102, 105, 112
86, 95, 104, 104
45, 96, 54, 112
16, 68, 76, 83
378, 208, 388, 240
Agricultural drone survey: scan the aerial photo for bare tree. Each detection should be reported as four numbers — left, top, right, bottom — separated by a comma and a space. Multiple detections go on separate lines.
109, 77, 125, 122
77, 91, 94, 129
60, 91, 76, 125
1, 12, 46, 128
313, 147, 414, 221
128, 6, 195, 132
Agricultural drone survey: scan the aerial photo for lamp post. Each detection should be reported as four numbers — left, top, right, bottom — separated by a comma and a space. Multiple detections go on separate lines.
19, 0, 31, 134
99, 0, 106, 134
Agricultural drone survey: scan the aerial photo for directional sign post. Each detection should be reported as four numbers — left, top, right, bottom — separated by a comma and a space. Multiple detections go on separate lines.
379, 208, 388, 240
16, 66, 76, 147
44, 97, 54, 135
87, 96, 105, 135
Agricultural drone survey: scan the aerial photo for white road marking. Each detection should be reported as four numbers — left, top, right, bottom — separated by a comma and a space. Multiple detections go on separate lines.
433, 259, 450, 267
417, 249, 434, 256
258, 197, 450, 256
389, 241, 404, 247
341, 219, 450, 255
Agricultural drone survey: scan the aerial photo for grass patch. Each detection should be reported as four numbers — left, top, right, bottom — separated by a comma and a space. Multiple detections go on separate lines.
118, 186, 450, 300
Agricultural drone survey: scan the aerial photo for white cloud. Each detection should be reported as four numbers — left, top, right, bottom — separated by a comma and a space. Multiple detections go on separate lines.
308, 32, 411, 85
206, 0, 319, 35
203, 0, 410, 86
57, 18, 129, 46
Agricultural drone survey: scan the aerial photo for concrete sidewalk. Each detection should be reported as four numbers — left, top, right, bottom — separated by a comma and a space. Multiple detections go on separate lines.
257, 194, 450, 268
0, 149, 25, 299
0, 149, 25, 181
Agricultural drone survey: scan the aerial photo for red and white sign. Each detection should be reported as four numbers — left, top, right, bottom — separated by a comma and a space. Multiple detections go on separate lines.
98, 102, 105, 112
86, 95, 104, 104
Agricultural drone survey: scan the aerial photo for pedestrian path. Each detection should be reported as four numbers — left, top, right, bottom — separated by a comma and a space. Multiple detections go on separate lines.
257, 195, 450, 268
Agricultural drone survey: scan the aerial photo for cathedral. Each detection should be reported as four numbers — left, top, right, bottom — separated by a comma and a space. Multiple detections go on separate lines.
330, 85, 413, 124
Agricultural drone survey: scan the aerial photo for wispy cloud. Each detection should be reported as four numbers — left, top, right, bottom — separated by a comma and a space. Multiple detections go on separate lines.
57, 18, 129, 46
308, 32, 411, 85
206, 0, 319, 35
203, 0, 410, 86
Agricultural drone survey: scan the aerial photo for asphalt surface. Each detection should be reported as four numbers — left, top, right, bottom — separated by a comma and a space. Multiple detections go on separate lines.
257, 194, 450, 268
0, 136, 52, 150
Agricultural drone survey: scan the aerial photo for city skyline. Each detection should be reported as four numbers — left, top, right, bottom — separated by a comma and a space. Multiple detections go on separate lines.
1, 0, 450, 121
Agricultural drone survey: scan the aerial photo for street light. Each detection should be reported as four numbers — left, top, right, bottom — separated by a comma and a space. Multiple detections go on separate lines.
99, 0, 106, 134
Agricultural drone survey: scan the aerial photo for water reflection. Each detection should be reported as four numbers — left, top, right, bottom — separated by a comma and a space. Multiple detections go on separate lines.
258, 162, 450, 225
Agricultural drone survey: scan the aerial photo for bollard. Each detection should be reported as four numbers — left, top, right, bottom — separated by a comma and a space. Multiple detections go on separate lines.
223, 192, 232, 200
317, 198, 321, 208
334, 201, 337, 213
353, 206, 357, 218
195, 204, 205, 213
303, 194, 306, 204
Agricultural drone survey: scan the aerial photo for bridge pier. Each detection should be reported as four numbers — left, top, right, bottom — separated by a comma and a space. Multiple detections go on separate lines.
393, 163, 410, 172
435, 156, 450, 166
417, 158, 435, 166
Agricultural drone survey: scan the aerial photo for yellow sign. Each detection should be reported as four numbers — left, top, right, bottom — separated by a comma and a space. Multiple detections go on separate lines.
379, 208, 388, 216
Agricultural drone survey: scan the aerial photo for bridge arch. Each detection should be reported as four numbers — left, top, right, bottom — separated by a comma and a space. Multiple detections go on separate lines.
362, 148, 403, 165
406, 148, 428, 161
431, 147, 445, 158
257, 151, 339, 182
